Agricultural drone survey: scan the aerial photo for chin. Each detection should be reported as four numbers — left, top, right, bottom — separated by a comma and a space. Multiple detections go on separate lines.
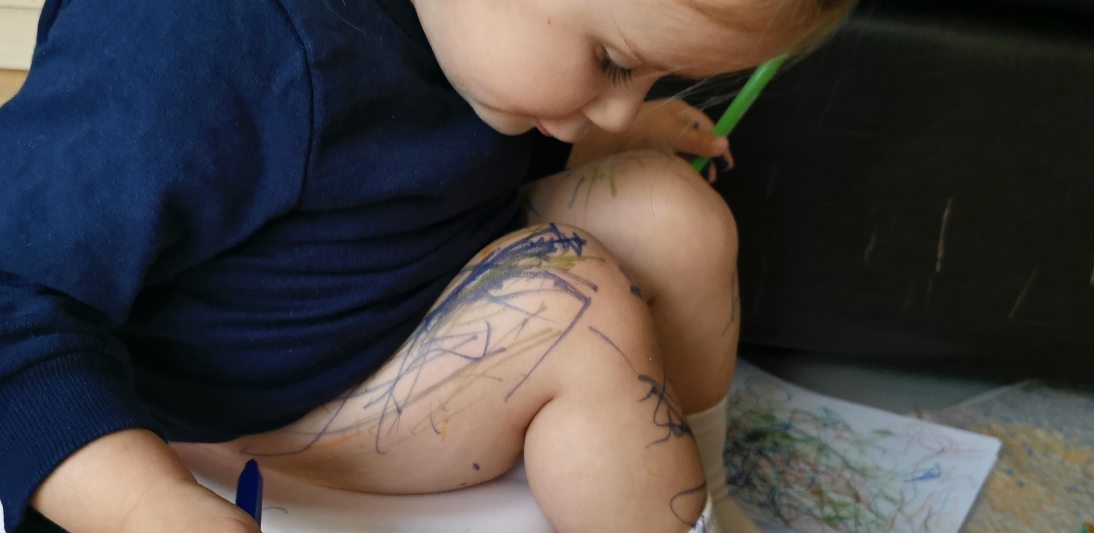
489, 121, 536, 136
469, 105, 533, 136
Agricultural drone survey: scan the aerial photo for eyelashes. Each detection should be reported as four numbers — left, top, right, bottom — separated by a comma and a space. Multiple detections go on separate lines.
598, 53, 634, 87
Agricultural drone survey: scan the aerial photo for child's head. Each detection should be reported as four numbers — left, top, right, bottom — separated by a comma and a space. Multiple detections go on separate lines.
412, 0, 856, 142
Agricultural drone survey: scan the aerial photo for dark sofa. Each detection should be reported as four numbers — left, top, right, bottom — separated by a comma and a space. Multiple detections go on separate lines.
694, 0, 1094, 374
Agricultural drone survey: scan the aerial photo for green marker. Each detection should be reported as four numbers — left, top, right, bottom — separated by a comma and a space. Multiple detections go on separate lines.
691, 54, 790, 173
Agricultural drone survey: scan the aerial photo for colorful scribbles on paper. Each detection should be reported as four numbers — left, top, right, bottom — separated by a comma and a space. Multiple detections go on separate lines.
724, 362, 1001, 533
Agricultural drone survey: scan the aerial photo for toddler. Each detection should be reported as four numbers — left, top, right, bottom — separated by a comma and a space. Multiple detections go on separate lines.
0, 0, 852, 531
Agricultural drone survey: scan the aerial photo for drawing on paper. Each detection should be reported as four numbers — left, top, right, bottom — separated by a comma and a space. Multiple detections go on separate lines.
724, 363, 1000, 533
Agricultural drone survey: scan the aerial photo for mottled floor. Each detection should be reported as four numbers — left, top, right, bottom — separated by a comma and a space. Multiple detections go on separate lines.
924, 382, 1094, 533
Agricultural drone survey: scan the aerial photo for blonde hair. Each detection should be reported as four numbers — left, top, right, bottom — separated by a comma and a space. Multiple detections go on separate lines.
682, 0, 859, 55
658, 0, 857, 110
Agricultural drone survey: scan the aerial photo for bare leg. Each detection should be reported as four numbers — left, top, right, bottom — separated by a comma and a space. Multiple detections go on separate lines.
525, 151, 759, 531
200, 224, 708, 532
525, 151, 741, 413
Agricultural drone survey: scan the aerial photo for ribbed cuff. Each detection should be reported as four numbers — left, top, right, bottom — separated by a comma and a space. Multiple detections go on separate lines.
0, 352, 159, 531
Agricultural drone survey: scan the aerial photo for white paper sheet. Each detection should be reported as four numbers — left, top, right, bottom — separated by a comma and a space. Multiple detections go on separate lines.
725, 362, 1001, 533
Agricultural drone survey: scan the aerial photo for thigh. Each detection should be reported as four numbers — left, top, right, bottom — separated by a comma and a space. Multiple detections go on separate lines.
205, 223, 669, 494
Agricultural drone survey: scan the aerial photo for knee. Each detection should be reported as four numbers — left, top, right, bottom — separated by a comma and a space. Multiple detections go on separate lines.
621, 152, 739, 275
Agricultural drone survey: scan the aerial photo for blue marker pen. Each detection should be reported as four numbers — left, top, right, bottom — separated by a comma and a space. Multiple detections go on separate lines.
235, 459, 263, 526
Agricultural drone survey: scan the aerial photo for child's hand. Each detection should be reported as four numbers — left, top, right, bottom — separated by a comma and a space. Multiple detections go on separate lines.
568, 99, 733, 182
119, 478, 260, 533
31, 429, 260, 533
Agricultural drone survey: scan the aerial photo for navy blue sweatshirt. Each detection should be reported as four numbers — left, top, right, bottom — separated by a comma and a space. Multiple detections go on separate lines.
0, 0, 571, 528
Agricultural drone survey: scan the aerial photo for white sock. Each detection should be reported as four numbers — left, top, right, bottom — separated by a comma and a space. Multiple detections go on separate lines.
686, 394, 761, 533
689, 496, 723, 533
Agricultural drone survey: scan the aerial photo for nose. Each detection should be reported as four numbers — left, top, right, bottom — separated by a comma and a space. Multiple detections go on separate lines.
581, 80, 654, 132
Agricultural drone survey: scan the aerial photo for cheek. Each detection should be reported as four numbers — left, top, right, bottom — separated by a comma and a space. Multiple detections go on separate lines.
457, 25, 601, 117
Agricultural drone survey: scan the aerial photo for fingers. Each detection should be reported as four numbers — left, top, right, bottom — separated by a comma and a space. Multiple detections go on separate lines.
675, 103, 735, 178
676, 102, 716, 132
721, 142, 735, 172
705, 148, 737, 184
623, 100, 737, 180
664, 101, 731, 162
677, 105, 736, 184
671, 120, 728, 158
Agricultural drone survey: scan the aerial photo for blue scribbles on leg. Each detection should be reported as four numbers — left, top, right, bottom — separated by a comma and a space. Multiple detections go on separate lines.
244, 224, 598, 456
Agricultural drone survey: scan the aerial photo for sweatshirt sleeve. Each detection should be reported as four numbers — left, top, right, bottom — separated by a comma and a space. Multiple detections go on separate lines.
0, 1, 311, 529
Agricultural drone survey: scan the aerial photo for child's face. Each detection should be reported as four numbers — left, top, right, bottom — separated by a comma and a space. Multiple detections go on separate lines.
413, 0, 789, 143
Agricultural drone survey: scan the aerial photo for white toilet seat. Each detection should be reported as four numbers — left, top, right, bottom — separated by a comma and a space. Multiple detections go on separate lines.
175, 445, 554, 533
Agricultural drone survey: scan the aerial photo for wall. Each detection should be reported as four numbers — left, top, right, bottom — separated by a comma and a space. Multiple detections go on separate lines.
0, 0, 42, 70
0, 0, 38, 102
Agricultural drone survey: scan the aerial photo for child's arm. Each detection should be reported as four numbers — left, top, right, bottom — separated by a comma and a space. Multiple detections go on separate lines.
32, 429, 258, 532
0, 2, 310, 529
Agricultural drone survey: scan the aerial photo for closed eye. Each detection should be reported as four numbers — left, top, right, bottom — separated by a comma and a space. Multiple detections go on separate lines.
598, 53, 634, 87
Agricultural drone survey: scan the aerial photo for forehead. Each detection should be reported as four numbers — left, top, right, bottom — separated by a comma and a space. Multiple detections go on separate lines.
587, 0, 793, 77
